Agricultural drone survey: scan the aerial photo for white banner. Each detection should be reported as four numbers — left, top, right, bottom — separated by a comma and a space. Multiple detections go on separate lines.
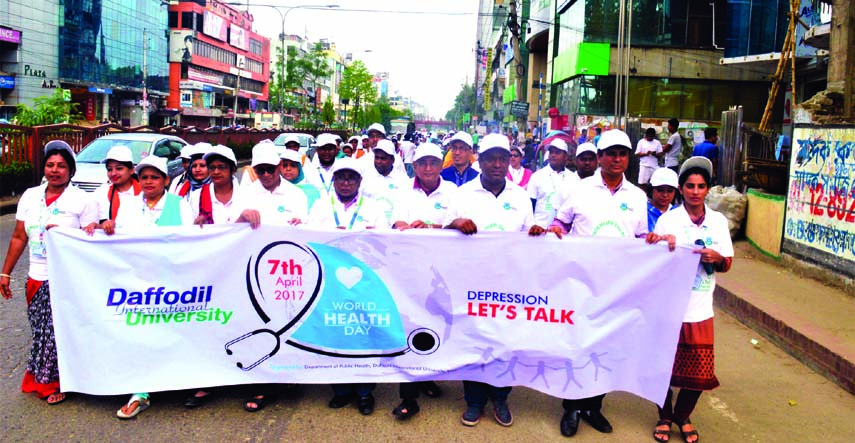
46, 226, 698, 405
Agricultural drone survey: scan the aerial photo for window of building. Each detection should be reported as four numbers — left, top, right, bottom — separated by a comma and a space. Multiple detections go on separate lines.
181, 12, 193, 30
249, 38, 263, 57
195, 13, 204, 33
168, 11, 178, 28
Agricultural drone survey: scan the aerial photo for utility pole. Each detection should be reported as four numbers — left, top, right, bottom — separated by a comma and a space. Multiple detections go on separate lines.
142, 28, 149, 127
232, 59, 243, 126
828, 0, 855, 119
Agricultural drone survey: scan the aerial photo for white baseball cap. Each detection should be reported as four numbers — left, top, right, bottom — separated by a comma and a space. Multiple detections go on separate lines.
44, 140, 76, 160
251, 144, 281, 167
203, 145, 237, 166
649, 167, 679, 188
330, 157, 362, 176
280, 149, 302, 165
576, 142, 597, 158
545, 139, 568, 152
447, 131, 473, 148
367, 123, 386, 136
193, 142, 213, 156
135, 155, 168, 177
373, 139, 396, 156
347, 136, 360, 143
316, 133, 339, 148
479, 133, 510, 152
101, 145, 134, 164
679, 156, 714, 181
413, 143, 443, 162
597, 129, 632, 151
179, 144, 196, 160
281, 134, 301, 146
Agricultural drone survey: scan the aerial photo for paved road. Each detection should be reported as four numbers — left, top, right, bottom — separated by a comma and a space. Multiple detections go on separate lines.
1, 213, 854, 442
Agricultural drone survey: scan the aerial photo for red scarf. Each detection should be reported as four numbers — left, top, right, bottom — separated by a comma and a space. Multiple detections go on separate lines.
178, 180, 192, 197
198, 184, 214, 224
108, 180, 141, 220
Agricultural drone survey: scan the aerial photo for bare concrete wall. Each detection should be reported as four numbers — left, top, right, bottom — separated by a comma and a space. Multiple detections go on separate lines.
616, 47, 776, 82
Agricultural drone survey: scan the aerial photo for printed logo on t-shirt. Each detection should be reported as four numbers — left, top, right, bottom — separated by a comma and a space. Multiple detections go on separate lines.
277, 205, 286, 213
434, 202, 442, 210
620, 202, 629, 211
503, 202, 512, 211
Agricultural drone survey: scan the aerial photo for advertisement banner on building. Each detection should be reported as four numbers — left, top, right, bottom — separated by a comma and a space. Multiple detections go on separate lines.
785, 126, 855, 263
0, 27, 21, 44
229, 24, 248, 51
0, 76, 15, 89
45, 226, 697, 406
188, 67, 223, 86
169, 30, 194, 63
203, 10, 227, 42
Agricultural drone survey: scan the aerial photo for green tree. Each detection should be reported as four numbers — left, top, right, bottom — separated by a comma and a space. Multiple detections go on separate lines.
294, 42, 333, 126
364, 96, 407, 133
14, 89, 82, 126
444, 83, 479, 129
321, 98, 335, 127
339, 60, 377, 129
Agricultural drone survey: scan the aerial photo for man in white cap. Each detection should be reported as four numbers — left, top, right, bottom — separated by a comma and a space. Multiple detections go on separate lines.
636, 127, 663, 194
306, 157, 386, 231
392, 143, 457, 230
400, 137, 417, 178
304, 133, 340, 196
242, 144, 308, 226
281, 134, 310, 167
440, 131, 479, 187
574, 142, 599, 180
528, 138, 577, 227
361, 139, 408, 226
542, 128, 648, 438
444, 133, 540, 429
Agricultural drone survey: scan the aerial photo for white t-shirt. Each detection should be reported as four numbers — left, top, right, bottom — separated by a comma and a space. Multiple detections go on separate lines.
393, 178, 458, 226
636, 138, 662, 169
189, 183, 249, 224
401, 141, 417, 163
306, 191, 388, 230
114, 193, 193, 231
655, 205, 734, 322
304, 164, 336, 196
445, 178, 534, 232
93, 181, 139, 221
555, 172, 648, 238
362, 172, 409, 226
243, 178, 309, 225
16, 184, 98, 281
665, 132, 682, 167
528, 166, 579, 227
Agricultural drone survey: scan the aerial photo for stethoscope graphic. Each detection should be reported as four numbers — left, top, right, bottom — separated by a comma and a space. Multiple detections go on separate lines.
225, 240, 442, 371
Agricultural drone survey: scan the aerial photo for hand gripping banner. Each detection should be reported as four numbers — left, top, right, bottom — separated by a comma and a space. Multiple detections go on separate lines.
46, 225, 699, 405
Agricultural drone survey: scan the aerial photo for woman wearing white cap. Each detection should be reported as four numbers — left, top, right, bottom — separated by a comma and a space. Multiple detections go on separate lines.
82, 145, 141, 235
281, 149, 322, 210
189, 145, 248, 225
647, 167, 679, 232
646, 157, 733, 443
170, 144, 211, 199
1, 140, 98, 405
113, 155, 192, 419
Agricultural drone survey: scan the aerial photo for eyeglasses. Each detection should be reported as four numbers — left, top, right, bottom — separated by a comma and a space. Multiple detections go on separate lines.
253, 165, 277, 176
510, 153, 522, 158
208, 164, 231, 172
450, 145, 472, 152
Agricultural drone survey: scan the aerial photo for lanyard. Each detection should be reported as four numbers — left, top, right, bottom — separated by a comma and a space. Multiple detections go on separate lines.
318, 168, 333, 193
331, 195, 364, 230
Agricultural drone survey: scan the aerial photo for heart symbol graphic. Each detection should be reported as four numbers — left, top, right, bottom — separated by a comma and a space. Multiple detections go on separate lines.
336, 266, 363, 289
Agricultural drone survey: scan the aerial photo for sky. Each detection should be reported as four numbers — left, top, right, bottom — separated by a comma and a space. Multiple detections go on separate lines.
241, 0, 480, 119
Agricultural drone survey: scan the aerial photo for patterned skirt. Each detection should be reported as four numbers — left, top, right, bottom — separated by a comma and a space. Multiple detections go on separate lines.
670, 317, 720, 391
21, 279, 61, 397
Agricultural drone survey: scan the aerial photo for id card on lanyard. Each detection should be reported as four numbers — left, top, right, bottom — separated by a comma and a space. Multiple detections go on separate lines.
331, 195, 364, 230
318, 168, 333, 193
28, 196, 60, 259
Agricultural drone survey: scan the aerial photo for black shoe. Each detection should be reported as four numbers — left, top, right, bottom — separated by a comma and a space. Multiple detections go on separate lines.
392, 399, 420, 419
581, 409, 613, 433
560, 410, 580, 437
328, 394, 353, 409
184, 390, 214, 408
357, 394, 375, 415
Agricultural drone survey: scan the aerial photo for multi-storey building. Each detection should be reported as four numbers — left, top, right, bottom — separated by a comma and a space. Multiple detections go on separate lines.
167, 0, 270, 128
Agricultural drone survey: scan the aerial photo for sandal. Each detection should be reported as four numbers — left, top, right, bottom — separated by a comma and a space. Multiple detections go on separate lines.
419, 381, 443, 398
244, 394, 274, 412
117, 394, 150, 419
392, 400, 420, 419
675, 419, 699, 443
46, 392, 67, 405
653, 420, 672, 442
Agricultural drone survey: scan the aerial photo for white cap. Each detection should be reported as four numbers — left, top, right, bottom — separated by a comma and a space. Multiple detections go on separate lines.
545, 139, 568, 152
281, 134, 301, 146
101, 145, 134, 164
413, 143, 443, 162
367, 123, 386, 136
203, 145, 237, 166
576, 142, 598, 158
330, 157, 362, 176
135, 155, 168, 176
348, 136, 360, 143
179, 144, 196, 160
373, 139, 396, 156
447, 131, 473, 148
44, 140, 76, 160
679, 156, 714, 181
650, 167, 679, 188
193, 142, 213, 156
251, 145, 281, 167
479, 133, 510, 152
597, 129, 632, 151
280, 149, 302, 165
316, 133, 339, 148
361, 135, 368, 141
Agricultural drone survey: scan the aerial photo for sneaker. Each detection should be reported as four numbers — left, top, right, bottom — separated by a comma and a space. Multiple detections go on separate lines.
461, 405, 483, 426
493, 400, 513, 426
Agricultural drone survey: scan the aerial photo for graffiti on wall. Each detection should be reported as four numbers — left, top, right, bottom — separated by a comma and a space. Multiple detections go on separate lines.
785, 127, 855, 261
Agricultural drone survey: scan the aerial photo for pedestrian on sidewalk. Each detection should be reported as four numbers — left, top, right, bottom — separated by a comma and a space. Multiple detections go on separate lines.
1, 141, 98, 406
646, 156, 734, 443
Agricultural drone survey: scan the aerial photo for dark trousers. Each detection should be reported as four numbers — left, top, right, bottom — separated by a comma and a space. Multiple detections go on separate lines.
331, 383, 375, 397
658, 387, 702, 422
399, 382, 420, 399
562, 393, 606, 411
462, 381, 512, 408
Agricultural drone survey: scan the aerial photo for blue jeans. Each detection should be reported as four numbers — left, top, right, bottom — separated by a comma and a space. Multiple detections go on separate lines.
332, 383, 375, 397
462, 381, 511, 408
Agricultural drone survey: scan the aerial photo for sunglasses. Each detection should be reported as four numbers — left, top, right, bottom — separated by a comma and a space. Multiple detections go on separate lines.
510, 153, 522, 158
253, 165, 277, 176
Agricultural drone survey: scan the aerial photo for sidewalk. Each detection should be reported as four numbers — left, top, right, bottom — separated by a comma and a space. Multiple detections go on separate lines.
0, 196, 18, 216
715, 241, 855, 396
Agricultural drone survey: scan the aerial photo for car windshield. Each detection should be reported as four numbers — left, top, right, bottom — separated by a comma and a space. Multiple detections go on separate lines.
273, 134, 311, 147
75, 139, 152, 164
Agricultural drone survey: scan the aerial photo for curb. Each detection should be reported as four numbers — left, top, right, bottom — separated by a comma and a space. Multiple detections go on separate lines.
714, 285, 855, 396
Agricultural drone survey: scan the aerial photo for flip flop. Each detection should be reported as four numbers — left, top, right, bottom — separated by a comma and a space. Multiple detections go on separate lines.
46, 392, 67, 405
117, 394, 150, 419
392, 401, 420, 419
244, 395, 274, 412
